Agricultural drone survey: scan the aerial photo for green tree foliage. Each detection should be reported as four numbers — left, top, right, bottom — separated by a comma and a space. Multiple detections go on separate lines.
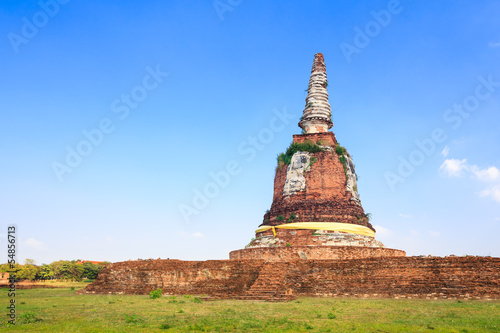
82, 262, 101, 279
0, 259, 107, 281
17, 264, 40, 281
37, 264, 54, 280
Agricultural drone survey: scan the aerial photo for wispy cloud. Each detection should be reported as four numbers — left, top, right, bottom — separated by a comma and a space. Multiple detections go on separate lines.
399, 213, 412, 219
24, 238, 50, 251
469, 165, 500, 182
192, 232, 204, 238
439, 158, 467, 177
489, 40, 500, 48
440, 158, 500, 203
440, 158, 499, 181
374, 225, 393, 237
478, 184, 500, 203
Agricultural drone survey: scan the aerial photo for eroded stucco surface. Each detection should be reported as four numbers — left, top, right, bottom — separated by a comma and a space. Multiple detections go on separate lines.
345, 154, 361, 205
283, 152, 310, 197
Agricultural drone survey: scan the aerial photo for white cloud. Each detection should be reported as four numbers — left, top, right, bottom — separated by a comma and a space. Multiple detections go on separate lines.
399, 214, 412, 219
192, 232, 204, 238
429, 230, 440, 237
440, 158, 500, 203
24, 238, 48, 251
439, 158, 467, 177
469, 165, 500, 182
440, 159, 499, 182
441, 145, 450, 157
374, 225, 393, 237
410, 229, 420, 236
478, 184, 500, 203
489, 41, 500, 48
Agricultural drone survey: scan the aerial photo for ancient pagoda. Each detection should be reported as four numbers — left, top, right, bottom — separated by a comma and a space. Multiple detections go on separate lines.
230, 53, 404, 260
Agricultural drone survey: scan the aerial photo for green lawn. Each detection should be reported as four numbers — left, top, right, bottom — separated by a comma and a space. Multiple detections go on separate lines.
2, 287, 499, 332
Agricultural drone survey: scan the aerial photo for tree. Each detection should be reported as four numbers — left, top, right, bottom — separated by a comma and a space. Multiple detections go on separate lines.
17, 265, 39, 281
82, 262, 100, 279
37, 264, 54, 280
51, 260, 83, 280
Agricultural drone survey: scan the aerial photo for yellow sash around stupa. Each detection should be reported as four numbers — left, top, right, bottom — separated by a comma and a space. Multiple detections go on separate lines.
255, 222, 375, 238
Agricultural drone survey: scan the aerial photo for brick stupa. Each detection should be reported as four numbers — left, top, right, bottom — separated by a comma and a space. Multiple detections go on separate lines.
82, 54, 499, 302
230, 53, 405, 260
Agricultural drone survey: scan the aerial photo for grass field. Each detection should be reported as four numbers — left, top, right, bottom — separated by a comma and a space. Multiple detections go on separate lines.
2, 286, 499, 332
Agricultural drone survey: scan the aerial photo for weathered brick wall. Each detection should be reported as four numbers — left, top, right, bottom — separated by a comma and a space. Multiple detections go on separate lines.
84, 259, 264, 295
83, 257, 500, 300
229, 246, 404, 261
263, 132, 372, 232
283, 256, 500, 300
293, 132, 337, 146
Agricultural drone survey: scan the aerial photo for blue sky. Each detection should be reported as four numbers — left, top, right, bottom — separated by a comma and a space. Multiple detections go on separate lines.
1, 0, 499, 264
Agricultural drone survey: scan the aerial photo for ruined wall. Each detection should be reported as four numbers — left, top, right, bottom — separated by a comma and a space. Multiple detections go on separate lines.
83, 256, 500, 300
284, 256, 500, 300
84, 259, 264, 295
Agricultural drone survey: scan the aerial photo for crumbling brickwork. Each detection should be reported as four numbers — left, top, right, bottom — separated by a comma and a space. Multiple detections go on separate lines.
263, 132, 372, 232
83, 259, 264, 296
82, 256, 500, 300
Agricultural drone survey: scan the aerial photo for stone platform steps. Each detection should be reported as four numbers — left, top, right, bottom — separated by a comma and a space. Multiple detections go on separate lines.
238, 262, 295, 301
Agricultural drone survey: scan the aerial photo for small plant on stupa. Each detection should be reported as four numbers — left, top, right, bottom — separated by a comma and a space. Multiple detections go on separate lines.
288, 213, 297, 222
334, 143, 349, 176
277, 215, 285, 221
277, 140, 323, 170
322, 80, 328, 88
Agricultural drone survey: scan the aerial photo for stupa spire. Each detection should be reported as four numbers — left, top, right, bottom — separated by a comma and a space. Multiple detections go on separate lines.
298, 53, 333, 133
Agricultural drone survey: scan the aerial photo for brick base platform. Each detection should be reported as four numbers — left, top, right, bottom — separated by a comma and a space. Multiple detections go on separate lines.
229, 246, 406, 261
81, 256, 500, 301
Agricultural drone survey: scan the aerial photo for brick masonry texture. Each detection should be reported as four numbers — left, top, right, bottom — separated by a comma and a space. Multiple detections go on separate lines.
82, 256, 500, 300
262, 132, 373, 236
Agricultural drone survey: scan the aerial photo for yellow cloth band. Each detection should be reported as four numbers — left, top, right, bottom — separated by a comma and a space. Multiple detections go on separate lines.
255, 222, 375, 238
